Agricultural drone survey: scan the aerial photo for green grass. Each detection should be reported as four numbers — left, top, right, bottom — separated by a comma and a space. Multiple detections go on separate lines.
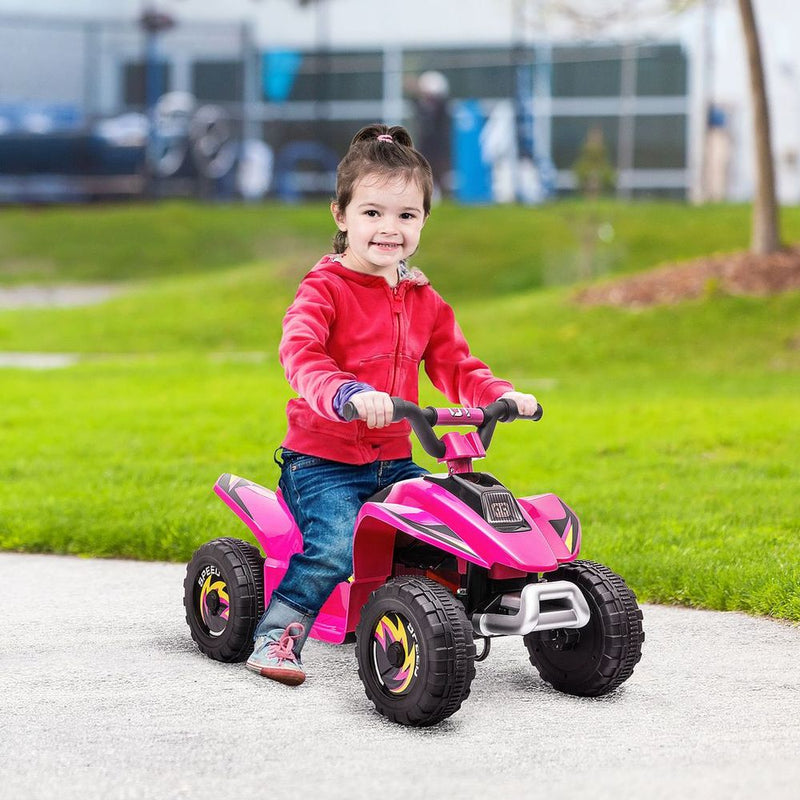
3, 199, 800, 297
0, 262, 294, 353
0, 201, 328, 284
1, 200, 798, 621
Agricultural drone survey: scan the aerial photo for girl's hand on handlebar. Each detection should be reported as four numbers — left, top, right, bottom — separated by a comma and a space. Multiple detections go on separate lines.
349, 390, 395, 428
500, 390, 539, 418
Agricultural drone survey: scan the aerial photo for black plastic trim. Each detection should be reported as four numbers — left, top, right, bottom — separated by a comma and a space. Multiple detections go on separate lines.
423, 473, 531, 533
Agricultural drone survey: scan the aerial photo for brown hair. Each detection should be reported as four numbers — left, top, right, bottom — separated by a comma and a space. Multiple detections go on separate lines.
332, 123, 433, 253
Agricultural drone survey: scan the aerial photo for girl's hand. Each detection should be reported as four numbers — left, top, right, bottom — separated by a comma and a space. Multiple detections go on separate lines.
499, 390, 539, 418
350, 390, 395, 428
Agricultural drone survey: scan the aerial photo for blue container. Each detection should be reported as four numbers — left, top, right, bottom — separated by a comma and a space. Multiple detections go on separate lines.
452, 100, 492, 204
262, 50, 303, 102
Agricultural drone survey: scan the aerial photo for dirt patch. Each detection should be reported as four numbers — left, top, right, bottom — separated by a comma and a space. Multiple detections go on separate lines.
574, 246, 800, 308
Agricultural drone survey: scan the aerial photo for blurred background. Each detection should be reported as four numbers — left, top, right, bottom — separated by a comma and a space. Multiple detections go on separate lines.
0, 0, 798, 207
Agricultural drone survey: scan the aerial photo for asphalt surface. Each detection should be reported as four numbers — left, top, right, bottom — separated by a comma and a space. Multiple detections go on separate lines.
4, 551, 799, 799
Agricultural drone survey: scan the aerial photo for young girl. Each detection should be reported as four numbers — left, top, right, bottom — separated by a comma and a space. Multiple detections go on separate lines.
247, 124, 537, 685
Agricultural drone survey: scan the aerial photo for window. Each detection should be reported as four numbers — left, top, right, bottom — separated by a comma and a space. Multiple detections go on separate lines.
192, 61, 244, 103
552, 46, 623, 98
403, 48, 523, 99
287, 51, 384, 101
123, 61, 172, 107
633, 115, 687, 169
636, 45, 687, 96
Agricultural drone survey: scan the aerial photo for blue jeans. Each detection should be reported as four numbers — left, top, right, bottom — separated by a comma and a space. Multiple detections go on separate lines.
272, 449, 428, 617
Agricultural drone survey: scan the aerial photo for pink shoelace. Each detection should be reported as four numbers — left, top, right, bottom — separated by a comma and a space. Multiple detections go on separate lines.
266, 623, 305, 663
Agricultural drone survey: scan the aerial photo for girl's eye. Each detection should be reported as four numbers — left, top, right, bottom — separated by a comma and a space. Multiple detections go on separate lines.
365, 209, 379, 217
401, 212, 416, 220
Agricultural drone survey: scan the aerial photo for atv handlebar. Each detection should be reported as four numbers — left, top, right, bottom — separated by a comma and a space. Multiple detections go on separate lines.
342, 397, 542, 459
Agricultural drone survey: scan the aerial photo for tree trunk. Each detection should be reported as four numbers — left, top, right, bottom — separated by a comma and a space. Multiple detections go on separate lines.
737, 0, 781, 254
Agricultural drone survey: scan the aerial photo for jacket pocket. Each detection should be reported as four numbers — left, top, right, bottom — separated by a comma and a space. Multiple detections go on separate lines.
356, 353, 393, 391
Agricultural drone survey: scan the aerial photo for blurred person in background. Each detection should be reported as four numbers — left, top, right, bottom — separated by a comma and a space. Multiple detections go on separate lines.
411, 71, 451, 200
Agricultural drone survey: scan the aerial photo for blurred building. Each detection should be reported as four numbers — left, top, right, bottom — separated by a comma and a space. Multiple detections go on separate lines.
0, 0, 798, 204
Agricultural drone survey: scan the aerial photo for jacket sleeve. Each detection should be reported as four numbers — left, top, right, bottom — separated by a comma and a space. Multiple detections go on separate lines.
422, 292, 514, 407
279, 274, 357, 421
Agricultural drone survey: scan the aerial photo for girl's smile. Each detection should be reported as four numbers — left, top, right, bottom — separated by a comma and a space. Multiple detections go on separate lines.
332, 173, 427, 285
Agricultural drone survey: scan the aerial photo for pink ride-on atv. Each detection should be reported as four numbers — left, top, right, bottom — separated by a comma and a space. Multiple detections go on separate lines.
184, 398, 644, 727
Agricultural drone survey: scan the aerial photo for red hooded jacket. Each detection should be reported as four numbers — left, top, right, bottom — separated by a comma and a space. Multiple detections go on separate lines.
279, 255, 514, 464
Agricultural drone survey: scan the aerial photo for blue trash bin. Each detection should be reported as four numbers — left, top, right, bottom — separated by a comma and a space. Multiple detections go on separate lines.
452, 100, 492, 204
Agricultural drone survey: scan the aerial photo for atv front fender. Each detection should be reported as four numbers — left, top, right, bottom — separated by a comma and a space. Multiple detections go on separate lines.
517, 493, 581, 561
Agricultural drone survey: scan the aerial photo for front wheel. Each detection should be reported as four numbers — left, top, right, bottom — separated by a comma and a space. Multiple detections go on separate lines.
524, 560, 644, 696
356, 576, 476, 727
184, 537, 264, 662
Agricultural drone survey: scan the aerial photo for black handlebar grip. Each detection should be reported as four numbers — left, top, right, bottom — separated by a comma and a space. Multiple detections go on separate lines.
484, 399, 544, 423
342, 397, 434, 423
505, 400, 543, 422
341, 401, 359, 422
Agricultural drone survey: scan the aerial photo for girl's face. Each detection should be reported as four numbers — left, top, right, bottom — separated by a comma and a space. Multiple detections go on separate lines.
331, 172, 427, 283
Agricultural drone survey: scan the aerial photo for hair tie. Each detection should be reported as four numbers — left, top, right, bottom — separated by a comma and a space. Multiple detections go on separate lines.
376, 134, 393, 143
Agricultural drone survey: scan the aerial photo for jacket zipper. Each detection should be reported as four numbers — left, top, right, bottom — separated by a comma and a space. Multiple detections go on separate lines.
389, 282, 404, 396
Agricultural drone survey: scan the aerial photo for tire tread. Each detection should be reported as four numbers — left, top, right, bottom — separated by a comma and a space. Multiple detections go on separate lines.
525, 560, 644, 696
183, 537, 265, 663
356, 576, 476, 726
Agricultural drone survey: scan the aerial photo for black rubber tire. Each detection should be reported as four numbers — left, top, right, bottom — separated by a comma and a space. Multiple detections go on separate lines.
524, 560, 644, 697
356, 576, 476, 727
183, 537, 264, 663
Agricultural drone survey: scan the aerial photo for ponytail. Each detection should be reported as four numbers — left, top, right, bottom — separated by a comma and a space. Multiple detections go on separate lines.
349, 124, 414, 149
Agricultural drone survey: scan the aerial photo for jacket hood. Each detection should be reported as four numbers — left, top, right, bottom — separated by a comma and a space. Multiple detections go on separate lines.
312, 254, 430, 288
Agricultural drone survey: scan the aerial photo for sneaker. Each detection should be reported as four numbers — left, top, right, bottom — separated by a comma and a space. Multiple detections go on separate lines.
246, 622, 306, 685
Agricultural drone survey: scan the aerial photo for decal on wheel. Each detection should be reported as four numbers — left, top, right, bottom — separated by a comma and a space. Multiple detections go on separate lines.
199, 572, 230, 637
371, 612, 419, 695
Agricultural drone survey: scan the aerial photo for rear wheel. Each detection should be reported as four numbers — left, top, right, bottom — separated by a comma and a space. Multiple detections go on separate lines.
183, 537, 264, 662
356, 576, 476, 727
524, 560, 644, 696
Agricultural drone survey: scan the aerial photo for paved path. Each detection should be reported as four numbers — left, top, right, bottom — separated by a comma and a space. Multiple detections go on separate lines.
4, 552, 799, 799
0, 284, 120, 309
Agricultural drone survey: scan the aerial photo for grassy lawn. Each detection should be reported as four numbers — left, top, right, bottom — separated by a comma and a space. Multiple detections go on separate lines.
4, 199, 800, 296
1, 201, 798, 621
